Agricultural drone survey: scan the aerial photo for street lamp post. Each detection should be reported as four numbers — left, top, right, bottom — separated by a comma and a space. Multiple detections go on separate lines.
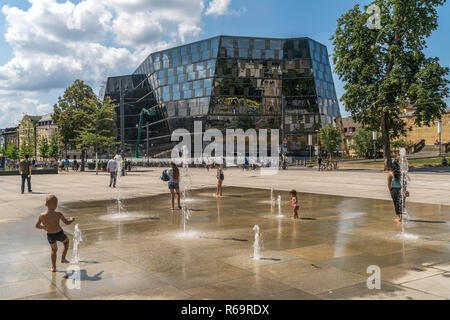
372, 131, 377, 161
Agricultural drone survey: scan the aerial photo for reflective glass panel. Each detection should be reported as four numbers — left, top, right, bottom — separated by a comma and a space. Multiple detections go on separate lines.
222, 37, 233, 48
254, 39, 265, 49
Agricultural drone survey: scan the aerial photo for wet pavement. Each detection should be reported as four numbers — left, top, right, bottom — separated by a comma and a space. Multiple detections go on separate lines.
0, 187, 449, 300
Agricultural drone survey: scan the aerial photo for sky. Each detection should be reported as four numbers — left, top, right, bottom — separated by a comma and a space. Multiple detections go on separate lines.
0, 0, 449, 129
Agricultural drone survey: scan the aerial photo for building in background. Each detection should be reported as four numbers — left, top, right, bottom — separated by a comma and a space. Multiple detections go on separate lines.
341, 108, 449, 156
401, 108, 449, 146
2, 127, 19, 151
18, 115, 42, 159
36, 114, 58, 142
0, 130, 4, 149
341, 116, 361, 155
105, 35, 341, 157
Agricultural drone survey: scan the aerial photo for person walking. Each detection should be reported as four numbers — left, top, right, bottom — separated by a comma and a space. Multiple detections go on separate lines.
168, 162, 181, 210
19, 154, 32, 194
317, 155, 322, 171
107, 156, 119, 188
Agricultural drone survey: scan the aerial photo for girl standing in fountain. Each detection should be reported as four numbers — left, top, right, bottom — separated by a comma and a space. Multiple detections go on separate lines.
388, 159, 403, 222
216, 164, 224, 197
290, 190, 300, 219
168, 162, 181, 210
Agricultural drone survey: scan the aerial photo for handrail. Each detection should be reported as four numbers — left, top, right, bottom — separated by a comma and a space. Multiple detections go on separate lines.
413, 139, 426, 153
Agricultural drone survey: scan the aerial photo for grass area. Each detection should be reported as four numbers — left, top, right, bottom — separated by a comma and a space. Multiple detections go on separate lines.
342, 157, 446, 167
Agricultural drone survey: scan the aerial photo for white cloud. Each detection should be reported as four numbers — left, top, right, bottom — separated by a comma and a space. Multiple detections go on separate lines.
0, 0, 240, 128
205, 0, 231, 16
0, 93, 52, 129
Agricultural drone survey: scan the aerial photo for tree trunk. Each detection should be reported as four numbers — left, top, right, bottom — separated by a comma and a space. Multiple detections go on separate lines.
81, 150, 86, 172
380, 112, 392, 171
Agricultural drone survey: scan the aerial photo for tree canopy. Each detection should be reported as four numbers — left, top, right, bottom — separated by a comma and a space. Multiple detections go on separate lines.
53, 80, 117, 170
351, 128, 383, 158
319, 124, 342, 159
332, 0, 449, 169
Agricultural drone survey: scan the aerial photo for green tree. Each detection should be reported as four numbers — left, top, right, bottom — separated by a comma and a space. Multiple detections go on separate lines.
49, 135, 59, 160
319, 124, 342, 160
391, 138, 413, 153
19, 142, 33, 159
351, 128, 383, 158
331, 0, 449, 170
75, 96, 117, 175
38, 138, 50, 160
5, 143, 19, 160
52, 80, 98, 171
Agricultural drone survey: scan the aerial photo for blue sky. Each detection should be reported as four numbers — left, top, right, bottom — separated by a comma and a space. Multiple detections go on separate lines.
0, 0, 448, 128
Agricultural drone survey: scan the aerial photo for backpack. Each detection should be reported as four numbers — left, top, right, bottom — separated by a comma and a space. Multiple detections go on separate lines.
160, 169, 170, 182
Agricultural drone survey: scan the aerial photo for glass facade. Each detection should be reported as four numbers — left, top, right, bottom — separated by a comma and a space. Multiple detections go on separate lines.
104, 36, 340, 157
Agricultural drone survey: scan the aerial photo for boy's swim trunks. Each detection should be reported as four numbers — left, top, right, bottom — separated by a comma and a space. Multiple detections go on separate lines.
47, 230, 67, 244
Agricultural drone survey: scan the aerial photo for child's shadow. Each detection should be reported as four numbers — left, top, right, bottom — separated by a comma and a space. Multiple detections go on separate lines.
63, 269, 104, 281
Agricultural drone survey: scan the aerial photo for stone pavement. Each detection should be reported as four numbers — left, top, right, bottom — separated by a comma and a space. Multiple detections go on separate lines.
0, 169, 448, 300
1, 168, 449, 223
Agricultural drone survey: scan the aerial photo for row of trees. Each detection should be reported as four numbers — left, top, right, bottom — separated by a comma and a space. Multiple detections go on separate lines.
52, 80, 117, 173
0, 135, 59, 161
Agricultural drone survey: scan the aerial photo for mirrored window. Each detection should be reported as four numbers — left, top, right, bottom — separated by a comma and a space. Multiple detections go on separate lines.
265, 50, 274, 59
202, 50, 211, 60
222, 37, 233, 48
238, 38, 250, 48
198, 70, 207, 78
270, 40, 281, 50
254, 39, 265, 49
239, 48, 248, 58
211, 37, 219, 48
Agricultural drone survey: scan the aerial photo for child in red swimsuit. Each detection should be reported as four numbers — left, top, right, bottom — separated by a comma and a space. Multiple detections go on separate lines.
290, 189, 300, 219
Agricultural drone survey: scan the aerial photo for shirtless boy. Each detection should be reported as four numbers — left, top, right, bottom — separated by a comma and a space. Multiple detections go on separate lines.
35, 195, 75, 272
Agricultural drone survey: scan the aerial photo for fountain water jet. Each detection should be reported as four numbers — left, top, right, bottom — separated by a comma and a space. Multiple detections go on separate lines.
276, 195, 283, 218
115, 154, 124, 216
397, 148, 418, 240
270, 185, 274, 207
179, 145, 193, 237
71, 224, 83, 263
252, 225, 261, 260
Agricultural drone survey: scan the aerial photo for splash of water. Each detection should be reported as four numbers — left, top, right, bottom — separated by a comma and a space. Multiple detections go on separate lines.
180, 146, 192, 235
398, 148, 417, 239
72, 223, 83, 263
252, 225, 261, 260
270, 185, 274, 207
115, 154, 124, 216
277, 195, 283, 218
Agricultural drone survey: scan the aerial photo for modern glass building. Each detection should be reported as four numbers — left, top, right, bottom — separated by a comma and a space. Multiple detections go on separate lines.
104, 35, 341, 157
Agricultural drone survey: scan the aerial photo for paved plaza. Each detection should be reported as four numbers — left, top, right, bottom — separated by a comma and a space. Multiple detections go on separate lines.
0, 168, 449, 300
